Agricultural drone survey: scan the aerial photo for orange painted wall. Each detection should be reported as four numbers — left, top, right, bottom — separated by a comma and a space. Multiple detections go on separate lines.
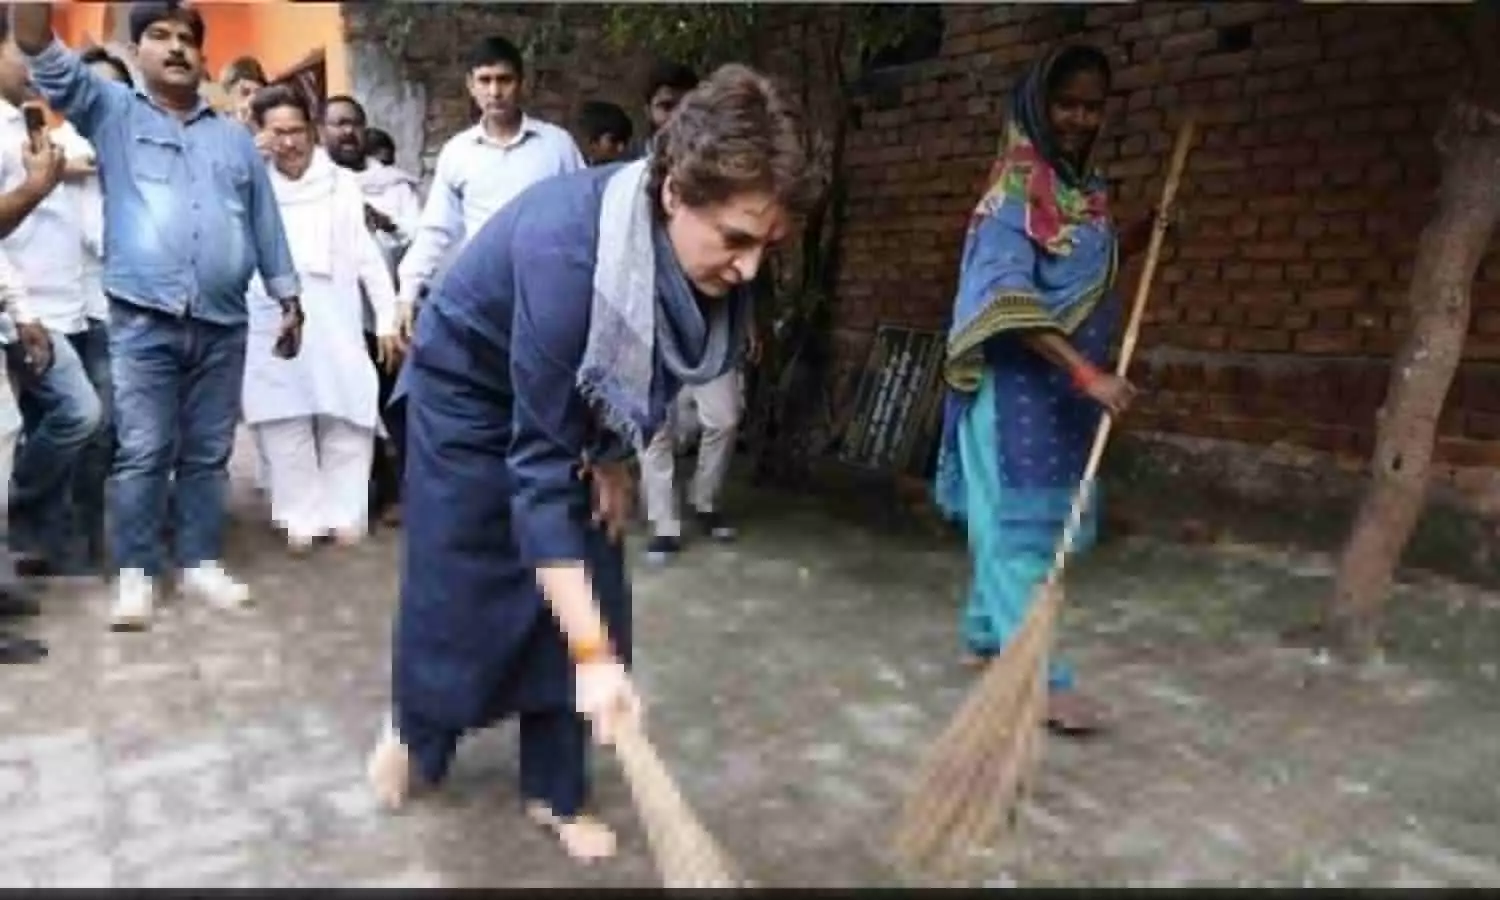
52, 1, 348, 94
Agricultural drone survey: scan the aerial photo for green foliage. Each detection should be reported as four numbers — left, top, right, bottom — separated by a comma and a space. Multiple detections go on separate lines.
354, 1, 422, 62
601, 4, 763, 74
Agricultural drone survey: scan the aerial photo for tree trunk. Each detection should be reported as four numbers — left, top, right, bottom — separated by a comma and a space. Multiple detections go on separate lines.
1323, 107, 1500, 660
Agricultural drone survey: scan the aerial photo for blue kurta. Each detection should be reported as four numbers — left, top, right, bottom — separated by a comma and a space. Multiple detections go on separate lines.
388, 165, 677, 798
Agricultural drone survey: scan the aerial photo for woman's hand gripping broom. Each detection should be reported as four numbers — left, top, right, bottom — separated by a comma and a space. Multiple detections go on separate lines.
890, 118, 1198, 875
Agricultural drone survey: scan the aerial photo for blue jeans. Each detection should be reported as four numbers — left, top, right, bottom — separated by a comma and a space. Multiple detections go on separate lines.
69, 321, 113, 570
108, 301, 246, 575
7, 329, 104, 565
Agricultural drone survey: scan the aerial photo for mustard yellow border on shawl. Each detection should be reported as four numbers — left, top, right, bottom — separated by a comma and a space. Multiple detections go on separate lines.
942, 241, 1118, 393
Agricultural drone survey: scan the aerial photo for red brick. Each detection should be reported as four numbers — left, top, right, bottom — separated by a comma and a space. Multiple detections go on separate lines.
1232, 329, 1293, 352
1236, 288, 1296, 308
1196, 52, 1255, 79
1311, 61, 1347, 86
1286, 262, 1317, 283
1258, 42, 1322, 70
1253, 264, 1286, 283
1467, 412, 1500, 440
1242, 242, 1306, 262
1260, 92, 1323, 119
1437, 437, 1500, 468
1303, 286, 1366, 308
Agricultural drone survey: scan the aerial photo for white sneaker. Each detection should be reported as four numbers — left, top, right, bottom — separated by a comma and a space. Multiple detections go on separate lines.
180, 561, 251, 610
109, 568, 155, 631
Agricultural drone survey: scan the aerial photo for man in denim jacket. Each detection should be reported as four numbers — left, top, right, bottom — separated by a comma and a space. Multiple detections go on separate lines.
12, 1, 305, 630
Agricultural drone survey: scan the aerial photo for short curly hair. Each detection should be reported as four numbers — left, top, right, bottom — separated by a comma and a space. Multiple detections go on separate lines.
647, 63, 819, 219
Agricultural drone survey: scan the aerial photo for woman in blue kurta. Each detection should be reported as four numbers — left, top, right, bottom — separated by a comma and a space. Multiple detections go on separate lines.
935, 45, 1154, 734
365, 64, 813, 863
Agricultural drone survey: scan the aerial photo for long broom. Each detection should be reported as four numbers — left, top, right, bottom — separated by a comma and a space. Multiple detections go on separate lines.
612, 719, 750, 887
891, 119, 1198, 875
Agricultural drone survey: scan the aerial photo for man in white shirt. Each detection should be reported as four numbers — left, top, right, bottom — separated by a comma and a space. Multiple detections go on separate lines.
44, 46, 130, 573
394, 36, 585, 332
322, 93, 421, 525
0, 34, 103, 577
0, 247, 46, 663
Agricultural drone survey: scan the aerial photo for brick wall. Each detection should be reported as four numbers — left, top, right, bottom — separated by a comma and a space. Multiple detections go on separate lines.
831, 2, 1500, 505
342, 2, 1500, 510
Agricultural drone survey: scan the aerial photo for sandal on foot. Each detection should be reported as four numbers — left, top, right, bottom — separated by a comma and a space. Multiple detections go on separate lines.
524, 800, 618, 862
1044, 689, 1108, 736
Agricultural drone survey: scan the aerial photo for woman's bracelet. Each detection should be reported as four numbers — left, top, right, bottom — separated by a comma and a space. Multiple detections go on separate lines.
1071, 361, 1105, 393
569, 628, 614, 665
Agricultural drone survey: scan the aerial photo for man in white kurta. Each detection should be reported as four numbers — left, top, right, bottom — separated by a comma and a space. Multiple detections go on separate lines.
242, 102, 400, 550
321, 94, 422, 525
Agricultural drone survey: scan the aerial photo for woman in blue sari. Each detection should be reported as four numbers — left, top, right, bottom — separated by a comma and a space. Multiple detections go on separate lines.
935, 45, 1154, 734
364, 65, 813, 863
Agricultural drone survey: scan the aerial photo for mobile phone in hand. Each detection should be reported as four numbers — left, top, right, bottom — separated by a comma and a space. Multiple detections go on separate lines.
22, 105, 46, 152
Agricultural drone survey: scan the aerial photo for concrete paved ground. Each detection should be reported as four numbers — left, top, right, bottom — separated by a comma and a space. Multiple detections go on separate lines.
1, 434, 1497, 887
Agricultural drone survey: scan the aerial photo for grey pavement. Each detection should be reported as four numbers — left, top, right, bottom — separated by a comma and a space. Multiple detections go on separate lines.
1, 430, 1497, 887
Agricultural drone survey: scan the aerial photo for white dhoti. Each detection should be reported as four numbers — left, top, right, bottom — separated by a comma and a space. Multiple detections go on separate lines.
255, 415, 374, 539
238, 150, 400, 543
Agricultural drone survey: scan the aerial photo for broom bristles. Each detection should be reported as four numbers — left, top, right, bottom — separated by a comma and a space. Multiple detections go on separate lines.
612, 722, 748, 888
891, 583, 1060, 871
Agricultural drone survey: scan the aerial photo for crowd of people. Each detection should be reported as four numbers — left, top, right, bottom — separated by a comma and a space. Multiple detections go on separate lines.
1, 0, 1140, 869
0, 3, 756, 665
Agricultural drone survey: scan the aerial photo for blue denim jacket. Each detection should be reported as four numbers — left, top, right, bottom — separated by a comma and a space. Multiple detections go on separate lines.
25, 39, 300, 326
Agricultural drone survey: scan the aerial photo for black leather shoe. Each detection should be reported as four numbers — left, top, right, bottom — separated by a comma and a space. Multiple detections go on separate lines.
0, 631, 46, 664
0, 584, 40, 618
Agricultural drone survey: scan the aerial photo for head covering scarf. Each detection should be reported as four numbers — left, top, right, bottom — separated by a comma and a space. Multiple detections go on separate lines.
943, 44, 1114, 393
978, 44, 1111, 253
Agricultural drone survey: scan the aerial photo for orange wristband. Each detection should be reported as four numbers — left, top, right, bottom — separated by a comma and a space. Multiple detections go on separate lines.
569, 629, 613, 665
1071, 362, 1104, 393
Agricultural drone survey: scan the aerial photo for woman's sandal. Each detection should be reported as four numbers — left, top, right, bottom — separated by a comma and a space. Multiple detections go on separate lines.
524, 800, 618, 862
961, 654, 1108, 736
1044, 689, 1108, 736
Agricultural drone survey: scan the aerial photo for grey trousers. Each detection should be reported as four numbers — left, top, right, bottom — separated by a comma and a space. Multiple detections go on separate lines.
639, 370, 742, 538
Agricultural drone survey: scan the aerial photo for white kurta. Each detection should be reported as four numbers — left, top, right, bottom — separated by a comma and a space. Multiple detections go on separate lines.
354, 161, 423, 332
242, 150, 398, 430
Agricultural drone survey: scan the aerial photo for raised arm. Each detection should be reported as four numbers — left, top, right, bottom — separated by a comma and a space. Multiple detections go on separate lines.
13, 7, 128, 139
0, 127, 64, 239
395, 146, 465, 306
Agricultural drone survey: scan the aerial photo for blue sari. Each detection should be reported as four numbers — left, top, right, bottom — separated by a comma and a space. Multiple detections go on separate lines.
934, 50, 1119, 689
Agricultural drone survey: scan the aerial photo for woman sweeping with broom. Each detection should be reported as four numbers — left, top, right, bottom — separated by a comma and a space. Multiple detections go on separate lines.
365, 64, 815, 864
935, 44, 1158, 735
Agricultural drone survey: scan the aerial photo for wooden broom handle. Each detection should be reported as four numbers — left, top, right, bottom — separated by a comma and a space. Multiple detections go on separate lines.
1046, 119, 1197, 580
